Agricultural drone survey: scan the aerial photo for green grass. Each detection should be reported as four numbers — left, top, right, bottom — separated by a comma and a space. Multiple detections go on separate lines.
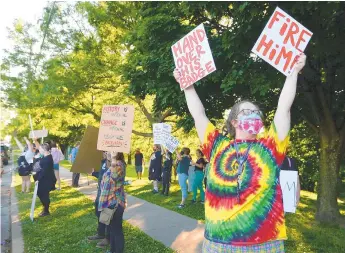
125, 180, 345, 253
13, 173, 173, 253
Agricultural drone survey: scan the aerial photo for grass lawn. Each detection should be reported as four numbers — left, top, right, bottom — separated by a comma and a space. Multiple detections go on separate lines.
125, 178, 345, 253
13, 173, 173, 253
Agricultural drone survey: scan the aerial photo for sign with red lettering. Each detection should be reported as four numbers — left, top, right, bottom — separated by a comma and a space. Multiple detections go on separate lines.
252, 7, 312, 76
171, 23, 216, 90
97, 105, 135, 153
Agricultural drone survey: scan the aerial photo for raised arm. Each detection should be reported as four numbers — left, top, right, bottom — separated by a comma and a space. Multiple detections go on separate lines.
274, 54, 306, 141
173, 69, 210, 143
24, 137, 34, 152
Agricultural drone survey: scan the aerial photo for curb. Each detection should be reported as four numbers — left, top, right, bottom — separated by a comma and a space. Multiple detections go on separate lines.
10, 172, 25, 253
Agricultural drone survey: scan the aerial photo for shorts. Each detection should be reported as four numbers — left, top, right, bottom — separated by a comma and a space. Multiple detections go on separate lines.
135, 166, 143, 173
53, 164, 59, 171
202, 239, 285, 253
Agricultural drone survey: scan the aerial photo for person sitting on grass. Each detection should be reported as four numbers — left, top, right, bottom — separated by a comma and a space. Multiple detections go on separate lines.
161, 151, 173, 196
87, 151, 110, 249
175, 147, 191, 209
191, 149, 207, 204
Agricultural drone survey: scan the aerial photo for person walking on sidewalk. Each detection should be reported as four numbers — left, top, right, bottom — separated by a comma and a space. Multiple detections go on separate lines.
161, 151, 173, 196
50, 142, 64, 190
173, 54, 306, 252
87, 151, 110, 249
70, 141, 80, 187
176, 148, 191, 208
99, 152, 127, 253
134, 149, 144, 180
191, 149, 207, 204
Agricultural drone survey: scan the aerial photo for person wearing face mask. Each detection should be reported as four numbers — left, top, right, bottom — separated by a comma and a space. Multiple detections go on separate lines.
98, 153, 126, 253
161, 151, 173, 196
33, 142, 56, 217
173, 54, 306, 252
148, 144, 163, 194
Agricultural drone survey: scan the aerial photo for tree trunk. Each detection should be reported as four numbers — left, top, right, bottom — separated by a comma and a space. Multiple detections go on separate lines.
127, 153, 132, 165
315, 129, 342, 223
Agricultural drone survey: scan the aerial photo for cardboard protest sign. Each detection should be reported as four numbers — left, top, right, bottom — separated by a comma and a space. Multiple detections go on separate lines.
165, 135, 179, 153
29, 129, 48, 139
153, 123, 171, 145
280, 170, 298, 213
171, 23, 216, 90
30, 181, 39, 221
97, 105, 135, 153
72, 126, 103, 173
252, 7, 312, 76
153, 123, 164, 145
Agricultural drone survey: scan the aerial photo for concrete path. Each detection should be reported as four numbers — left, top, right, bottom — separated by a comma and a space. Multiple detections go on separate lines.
59, 166, 204, 253
0, 155, 24, 253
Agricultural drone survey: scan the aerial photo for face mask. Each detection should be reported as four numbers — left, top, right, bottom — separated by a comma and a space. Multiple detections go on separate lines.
237, 113, 263, 135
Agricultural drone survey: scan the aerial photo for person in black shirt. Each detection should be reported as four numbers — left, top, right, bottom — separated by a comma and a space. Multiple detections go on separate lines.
33, 143, 56, 217
161, 151, 173, 196
281, 156, 301, 206
134, 149, 144, 180
191, 149, 207, 204
149, 145, 162, 193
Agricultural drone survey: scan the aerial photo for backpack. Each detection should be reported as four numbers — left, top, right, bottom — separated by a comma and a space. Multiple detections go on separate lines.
17, 155, 32, 176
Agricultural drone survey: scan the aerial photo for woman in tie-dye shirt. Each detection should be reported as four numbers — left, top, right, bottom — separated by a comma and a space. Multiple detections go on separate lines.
173, 54, 306, 252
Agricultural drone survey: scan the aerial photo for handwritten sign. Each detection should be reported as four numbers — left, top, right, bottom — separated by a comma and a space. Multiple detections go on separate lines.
29, 129, 48, 139
30, 181, 39, 221
153, 123, 171, 145
252, 7, 312, 76
172, 23, 216, 90
165, 135, 179, 153
280, 170, 298, 213
97, 105, 135, 153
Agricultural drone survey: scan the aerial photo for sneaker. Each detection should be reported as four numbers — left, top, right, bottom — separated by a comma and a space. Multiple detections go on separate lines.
87, 234, 105, 241
39, 212, 50, 217
177, 204, 185, 209
200, 201, 205, 204
152, 190, 159, 194
191, 200, 196, 204
96, 238, 109, 248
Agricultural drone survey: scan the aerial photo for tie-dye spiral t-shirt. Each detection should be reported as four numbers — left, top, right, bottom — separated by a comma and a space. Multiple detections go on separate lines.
201, 122, 289, 245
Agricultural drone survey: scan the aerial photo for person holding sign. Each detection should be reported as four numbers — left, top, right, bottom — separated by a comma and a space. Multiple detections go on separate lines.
173, 53, 306, 252
148, 145, 163, 194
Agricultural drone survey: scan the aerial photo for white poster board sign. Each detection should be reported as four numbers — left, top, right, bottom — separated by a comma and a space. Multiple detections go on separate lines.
153, 123, 171, 145
97, 105, 135, 153
171, 23, 216, 90
29, 130, 48, 139
30, 181, 39, 221
280, 170, 298, 213
165, 135, 179, 153
252, 7, 312, 76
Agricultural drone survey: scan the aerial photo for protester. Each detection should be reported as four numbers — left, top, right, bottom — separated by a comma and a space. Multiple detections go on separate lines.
174, 150, 184, 182
134, 148, 144, 180
98, 152, 126, 253
33, 142, 56, 217
173, 54, 306, 252
187, 149, 195, 192
148, 145, 162, 194
14, 137, 35, 193
191, 149, 207, 204
50, 142, 64, 190
281, 156, 301, 206
161, 151, 173, 196
70, 141, 80, 187
176, 148, 191, 208
88, 151, 110, 249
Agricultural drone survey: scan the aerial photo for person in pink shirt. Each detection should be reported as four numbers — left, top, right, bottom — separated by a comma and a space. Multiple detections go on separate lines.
50, 142, 65, 190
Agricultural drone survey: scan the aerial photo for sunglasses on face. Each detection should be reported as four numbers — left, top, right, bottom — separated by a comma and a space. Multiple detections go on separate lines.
236, 109, 262, 118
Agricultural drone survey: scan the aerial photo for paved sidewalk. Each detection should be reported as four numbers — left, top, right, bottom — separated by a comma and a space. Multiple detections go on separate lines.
59, 167, 204, 253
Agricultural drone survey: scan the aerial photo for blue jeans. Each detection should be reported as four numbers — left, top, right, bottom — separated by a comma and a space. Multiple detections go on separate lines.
178, 173, 188, 201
